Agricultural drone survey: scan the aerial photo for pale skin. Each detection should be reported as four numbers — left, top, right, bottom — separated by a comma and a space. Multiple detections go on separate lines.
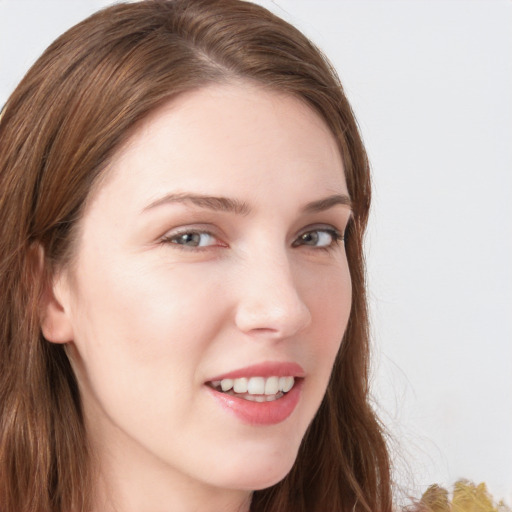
42, 83, 353, 512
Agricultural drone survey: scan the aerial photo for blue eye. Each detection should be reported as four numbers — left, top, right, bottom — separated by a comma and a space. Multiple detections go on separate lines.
293, 228, 343, 248
164, 231, 217, 248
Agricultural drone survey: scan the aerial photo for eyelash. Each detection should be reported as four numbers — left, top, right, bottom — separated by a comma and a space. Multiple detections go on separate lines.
160, 229, 222, 250
160, 226, 344, 252
292, 227, 344, 251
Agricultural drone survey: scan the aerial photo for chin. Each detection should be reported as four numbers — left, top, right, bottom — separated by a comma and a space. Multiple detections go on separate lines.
247, 468, 294, 492
213, 445, 299, 492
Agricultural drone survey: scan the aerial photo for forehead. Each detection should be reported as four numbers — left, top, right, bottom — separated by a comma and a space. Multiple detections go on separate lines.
86, 82, 347, 213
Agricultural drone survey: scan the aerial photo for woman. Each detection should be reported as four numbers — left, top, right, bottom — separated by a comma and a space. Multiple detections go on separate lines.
0, 1, 391, 510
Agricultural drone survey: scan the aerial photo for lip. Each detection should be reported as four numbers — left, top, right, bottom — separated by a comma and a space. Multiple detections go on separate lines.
206, 378, 303, 426
205, 361, 305, 425
206, 361, 306, 381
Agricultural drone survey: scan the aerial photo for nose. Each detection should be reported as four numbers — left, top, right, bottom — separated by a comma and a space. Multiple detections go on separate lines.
234, 251, 312, 340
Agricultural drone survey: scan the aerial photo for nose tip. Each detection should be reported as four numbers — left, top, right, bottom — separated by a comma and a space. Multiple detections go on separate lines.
234, 265, 312, 339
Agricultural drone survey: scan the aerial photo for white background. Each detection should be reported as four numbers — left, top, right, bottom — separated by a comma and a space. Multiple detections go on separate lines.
1, 0, 510, 505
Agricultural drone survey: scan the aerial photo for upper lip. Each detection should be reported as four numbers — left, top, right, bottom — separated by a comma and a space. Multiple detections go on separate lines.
206, 361, 306, 382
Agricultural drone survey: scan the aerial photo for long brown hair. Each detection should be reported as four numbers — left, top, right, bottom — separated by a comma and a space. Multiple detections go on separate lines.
0, 1, 391, 510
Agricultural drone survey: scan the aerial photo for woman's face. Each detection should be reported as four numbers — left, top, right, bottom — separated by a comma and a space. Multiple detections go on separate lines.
47, 83, 352, 505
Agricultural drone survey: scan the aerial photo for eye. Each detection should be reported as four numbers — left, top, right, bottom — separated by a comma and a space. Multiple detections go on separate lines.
292, 228, 343, 249
162, 230, 220, 248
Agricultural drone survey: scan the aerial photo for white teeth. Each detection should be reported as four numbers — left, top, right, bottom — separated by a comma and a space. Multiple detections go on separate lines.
216, 376, 295, 396
244, 394, 280, 402
220, 378, 233, 392
233, 377, 248, 393
279, 376, 294, 393
247, 377, 265, 395
264, 376, 279, 395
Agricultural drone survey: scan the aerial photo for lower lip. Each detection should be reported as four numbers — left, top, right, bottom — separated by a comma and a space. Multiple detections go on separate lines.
206, 380, 303, 426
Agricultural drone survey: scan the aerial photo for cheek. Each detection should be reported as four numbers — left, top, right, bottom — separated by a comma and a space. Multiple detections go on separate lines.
67, 254, 230, 409
65, 254, 238, 469
309, 258, 351, 333
303, 260, 351, 384
75, 254, 220, 342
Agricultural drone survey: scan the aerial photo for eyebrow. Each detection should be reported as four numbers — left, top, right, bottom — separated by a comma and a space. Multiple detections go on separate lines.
142, 192, 352, 215
303, 194, 352, 213
143, 193, 251, 215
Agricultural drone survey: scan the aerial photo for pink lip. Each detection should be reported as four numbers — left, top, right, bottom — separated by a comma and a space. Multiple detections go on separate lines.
207, 361, 306, 382
206, 378, 303, 426
205, 362, 305, 425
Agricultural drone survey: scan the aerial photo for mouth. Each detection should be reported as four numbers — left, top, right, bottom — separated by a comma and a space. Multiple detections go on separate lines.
204, 362, 304, 425
207, 376, 296, 403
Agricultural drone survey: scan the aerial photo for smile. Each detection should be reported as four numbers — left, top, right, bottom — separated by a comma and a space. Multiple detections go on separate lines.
205, 362, 304, 425
208, 376, 296, 402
